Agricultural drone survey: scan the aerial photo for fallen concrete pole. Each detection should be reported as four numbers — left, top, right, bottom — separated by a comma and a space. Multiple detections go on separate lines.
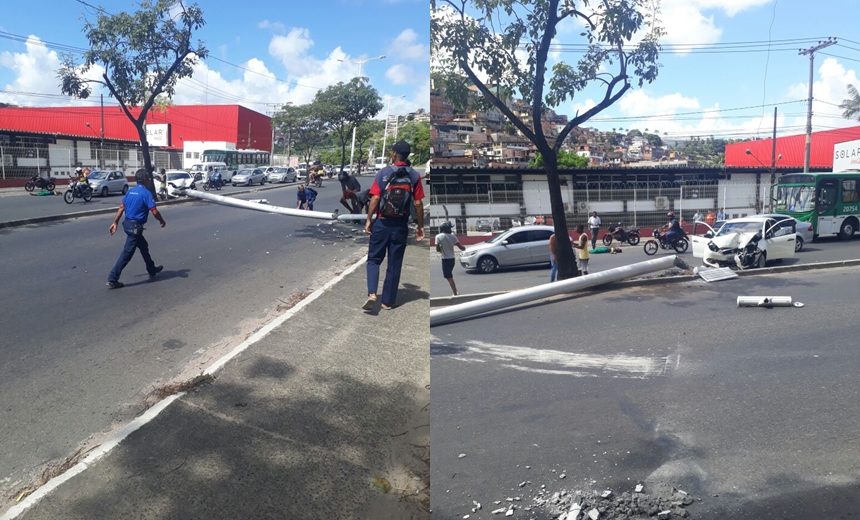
430, 255, 684, 327
737, 296, 794, 307
185, 189, 358, 221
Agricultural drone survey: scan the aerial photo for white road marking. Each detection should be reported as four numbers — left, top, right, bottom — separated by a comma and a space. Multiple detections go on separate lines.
441, 339, 671, 379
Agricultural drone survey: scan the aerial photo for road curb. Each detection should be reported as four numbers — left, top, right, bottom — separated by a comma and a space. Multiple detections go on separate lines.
429, 258, 860, 307
0, 183, 294, 229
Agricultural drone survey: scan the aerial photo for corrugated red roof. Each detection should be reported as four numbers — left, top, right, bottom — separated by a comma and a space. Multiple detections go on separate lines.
725, 126, 860, 169
0, 104, 271, 150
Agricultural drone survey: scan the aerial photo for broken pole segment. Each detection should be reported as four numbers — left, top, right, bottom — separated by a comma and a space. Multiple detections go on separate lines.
430, 255, 683, 327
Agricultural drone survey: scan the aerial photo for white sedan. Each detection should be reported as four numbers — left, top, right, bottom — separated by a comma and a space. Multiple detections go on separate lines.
231, 168, 266, 186
690, 216, 796, 269
162, 170, 195, 198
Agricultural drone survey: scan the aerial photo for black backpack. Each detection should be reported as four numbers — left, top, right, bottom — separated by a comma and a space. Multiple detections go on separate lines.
380, 167, 414, 219
307, 187, 318, 197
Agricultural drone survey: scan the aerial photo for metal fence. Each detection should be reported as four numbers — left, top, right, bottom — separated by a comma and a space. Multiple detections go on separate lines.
429, 177, 772, 234
0, 143, 181, 180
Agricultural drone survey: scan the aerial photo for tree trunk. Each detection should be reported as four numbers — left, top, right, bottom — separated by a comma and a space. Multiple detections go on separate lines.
544, 152, 577, 280
136, 124, 157, 198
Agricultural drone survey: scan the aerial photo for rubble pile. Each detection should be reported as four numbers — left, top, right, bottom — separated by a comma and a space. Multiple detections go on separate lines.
534, 486, 697, 520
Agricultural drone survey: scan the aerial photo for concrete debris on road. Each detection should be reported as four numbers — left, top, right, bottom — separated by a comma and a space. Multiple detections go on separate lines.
534, 486, 699, 520
492, 507, 507, 514
458, 453, 467, 458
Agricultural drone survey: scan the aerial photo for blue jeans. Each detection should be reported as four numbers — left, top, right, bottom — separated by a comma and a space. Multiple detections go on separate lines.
307, 197, 315, 211
549, 254, 558, 282
108, 220, 157, 283
366, 218, 409, 307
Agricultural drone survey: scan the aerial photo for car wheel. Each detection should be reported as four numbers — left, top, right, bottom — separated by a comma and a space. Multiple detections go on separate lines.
101, 187, 109, 197
477, 256, 498, 273
755, 252, 767, 269
122, 185, 128, 195
795, 237, 803, 252
839, 218, 857, 240
261, 178, 265, 185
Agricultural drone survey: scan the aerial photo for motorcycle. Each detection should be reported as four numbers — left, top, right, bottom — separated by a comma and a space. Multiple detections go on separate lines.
64, 178, 93, 204
643, 228, 688, 255
602, 223, 640, 246
202, 172, 224, 191
306, 171, 323, 188
24, 174, 56, 193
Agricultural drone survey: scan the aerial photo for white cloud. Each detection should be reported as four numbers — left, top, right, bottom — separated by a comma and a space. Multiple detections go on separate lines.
257, 20, 285, 32
0, 35, 107, 106
388, 29, 428, 61
386, 64, 416, 85
268, 28, 316, 77
785, 57, 860, 133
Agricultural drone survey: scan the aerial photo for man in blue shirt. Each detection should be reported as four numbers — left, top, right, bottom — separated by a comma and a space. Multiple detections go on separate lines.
296, 184, 317, 210
106, 170, 166, 288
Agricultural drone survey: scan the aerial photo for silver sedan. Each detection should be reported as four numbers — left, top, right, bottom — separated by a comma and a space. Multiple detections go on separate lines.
231, 168, 266, 186
266, 167, 298, 183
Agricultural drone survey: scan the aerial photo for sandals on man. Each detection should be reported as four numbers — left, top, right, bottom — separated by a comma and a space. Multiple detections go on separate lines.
362, 296, 376, 310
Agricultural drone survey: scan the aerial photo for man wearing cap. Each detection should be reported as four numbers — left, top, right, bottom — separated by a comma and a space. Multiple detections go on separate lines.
106, 170, 166, 289
362, 141, 425, 310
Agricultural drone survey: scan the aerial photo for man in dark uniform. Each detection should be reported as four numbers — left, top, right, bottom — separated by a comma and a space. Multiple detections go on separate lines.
362, 141, 425, 311
106, 170, 166, 288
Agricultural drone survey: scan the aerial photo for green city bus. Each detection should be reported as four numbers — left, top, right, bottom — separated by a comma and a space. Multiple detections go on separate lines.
773, 171, 860, 239
202, 149, 270, 171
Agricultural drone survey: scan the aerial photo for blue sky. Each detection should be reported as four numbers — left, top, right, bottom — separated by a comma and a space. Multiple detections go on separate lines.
433, 0, 860, 142
0, 0, 428, 118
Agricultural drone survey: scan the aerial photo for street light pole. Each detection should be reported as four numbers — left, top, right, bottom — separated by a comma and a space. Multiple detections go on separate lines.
799, 38, 836, 173
338, 55, 385, 172
100, 93, 105, 169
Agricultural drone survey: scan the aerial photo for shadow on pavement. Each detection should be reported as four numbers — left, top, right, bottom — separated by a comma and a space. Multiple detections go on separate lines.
20, 362, 427, 520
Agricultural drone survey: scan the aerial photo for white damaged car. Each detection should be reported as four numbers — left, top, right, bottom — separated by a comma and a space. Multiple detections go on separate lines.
690, 217, 797, 269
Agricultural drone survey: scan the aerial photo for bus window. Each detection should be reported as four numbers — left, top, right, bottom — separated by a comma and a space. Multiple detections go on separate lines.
842, 179, 860, 203
818, 179, 839, 214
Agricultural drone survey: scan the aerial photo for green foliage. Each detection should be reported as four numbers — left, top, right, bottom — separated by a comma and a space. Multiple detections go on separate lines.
399, 121, 430, 165
643, 132, 662, 147
314, 78, 383, 168
529, 150, 589, 169
273, 102, 327, 163
57, 0, 207, 194
627, 128, 643, 138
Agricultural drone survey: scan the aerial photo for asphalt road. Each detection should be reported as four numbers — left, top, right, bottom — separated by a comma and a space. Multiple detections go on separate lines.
0, 177, 337, 224
0, 181, 371, 497
430, 267, 860, 519
430, 234, 860, 297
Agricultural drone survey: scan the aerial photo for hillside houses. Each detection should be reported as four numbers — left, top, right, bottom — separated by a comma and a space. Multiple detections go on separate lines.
430, 78, 686, 169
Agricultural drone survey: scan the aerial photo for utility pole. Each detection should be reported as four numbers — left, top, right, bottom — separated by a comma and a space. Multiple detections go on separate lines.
770, 106, 777, 212
248, 122, 252, 149
799, 38, 836, 172
100, 93, 105, 169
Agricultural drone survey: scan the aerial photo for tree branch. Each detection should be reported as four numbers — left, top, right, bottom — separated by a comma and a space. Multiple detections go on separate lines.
458, 58, 537, 144
558, 8, 595, 29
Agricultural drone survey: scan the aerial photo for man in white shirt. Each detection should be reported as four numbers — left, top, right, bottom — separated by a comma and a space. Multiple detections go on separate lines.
693, 210, 703, 222
587, 211, 601, 249
435, 222, 466, 296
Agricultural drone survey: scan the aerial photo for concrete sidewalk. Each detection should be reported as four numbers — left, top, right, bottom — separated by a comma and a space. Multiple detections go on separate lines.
7, 244, 430, 520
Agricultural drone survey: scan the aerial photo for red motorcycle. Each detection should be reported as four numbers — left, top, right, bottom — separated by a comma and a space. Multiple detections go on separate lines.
643, 228, 688, 255
602, 222, 640, 246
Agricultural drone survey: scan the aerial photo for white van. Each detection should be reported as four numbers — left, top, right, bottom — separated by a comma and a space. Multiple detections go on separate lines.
189, 162, 232, 182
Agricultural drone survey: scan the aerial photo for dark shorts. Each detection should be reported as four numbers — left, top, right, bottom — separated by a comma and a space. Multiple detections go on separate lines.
441, 258, 455, 279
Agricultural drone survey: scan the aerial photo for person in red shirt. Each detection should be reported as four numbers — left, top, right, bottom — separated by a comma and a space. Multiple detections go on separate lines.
362, 141, 425, 311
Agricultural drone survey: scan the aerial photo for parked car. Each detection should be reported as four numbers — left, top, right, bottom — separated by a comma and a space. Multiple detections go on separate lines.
258, 166, 277, 180
87, 170, 129, 196
474, 219, 493, 232
459, 225, 555, 273
267, 167, 298, 183
162, 170, 195, 197
232, 168, 266, 186
690, 216, 796, 269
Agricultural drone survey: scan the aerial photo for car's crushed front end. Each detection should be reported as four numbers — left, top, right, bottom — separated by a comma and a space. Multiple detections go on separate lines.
703, 232, 764, 269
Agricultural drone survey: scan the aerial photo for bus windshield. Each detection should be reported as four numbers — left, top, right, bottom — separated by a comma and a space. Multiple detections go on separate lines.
775, 185, 815, 213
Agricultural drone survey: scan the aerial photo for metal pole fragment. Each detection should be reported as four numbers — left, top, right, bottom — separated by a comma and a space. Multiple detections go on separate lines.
737, 296, 793, 308
430, 255, 682, 327
184, 189, 336, 220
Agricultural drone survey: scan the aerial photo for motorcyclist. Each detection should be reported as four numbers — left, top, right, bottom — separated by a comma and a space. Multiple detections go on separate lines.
661, 211, 683, 245
72, 167, 90, 196
307, 160, 322, 184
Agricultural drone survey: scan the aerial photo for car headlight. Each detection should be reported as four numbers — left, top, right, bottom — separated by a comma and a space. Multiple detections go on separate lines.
707, 241, 719, 252
460, 250, 476, 258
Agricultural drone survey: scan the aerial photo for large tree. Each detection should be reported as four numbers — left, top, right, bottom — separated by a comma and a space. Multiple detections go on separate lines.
314, 78, 383, 172
59, 0, 207, 196
432, 0, 663, 279
273, 102, 328, 165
